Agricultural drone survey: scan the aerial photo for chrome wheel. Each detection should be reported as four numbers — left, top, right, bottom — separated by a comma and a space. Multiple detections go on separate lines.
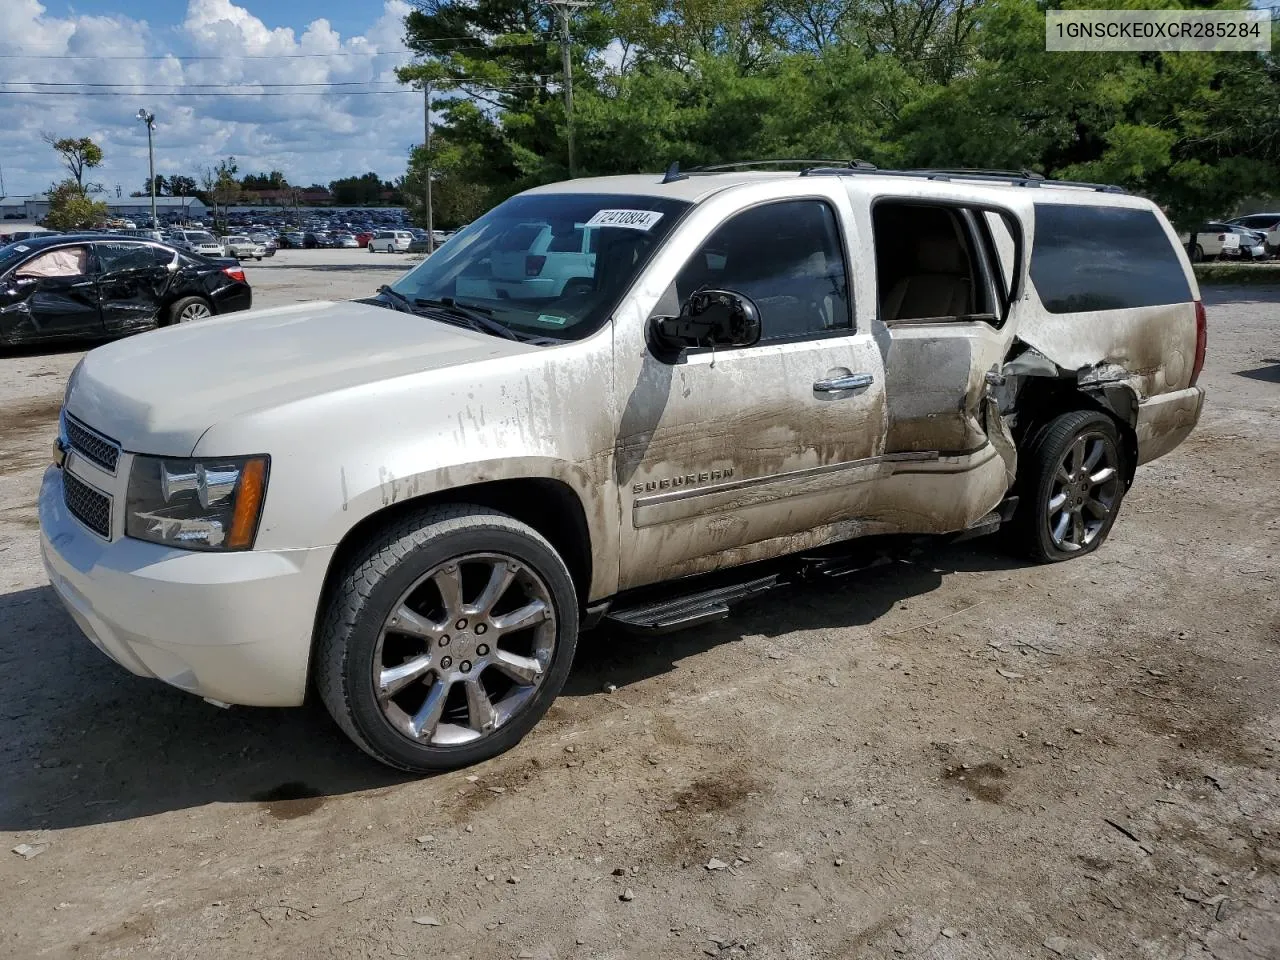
179, 300, 211, 322
1046, 433, 1121, 552
374, 552, 556, 747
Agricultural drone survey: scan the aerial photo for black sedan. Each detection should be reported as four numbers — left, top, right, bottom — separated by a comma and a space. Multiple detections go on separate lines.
0, 234, 251, 346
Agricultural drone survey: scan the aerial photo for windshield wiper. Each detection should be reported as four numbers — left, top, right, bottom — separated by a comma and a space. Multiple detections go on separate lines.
413, 296, 520, 341
375, 285, 414, 312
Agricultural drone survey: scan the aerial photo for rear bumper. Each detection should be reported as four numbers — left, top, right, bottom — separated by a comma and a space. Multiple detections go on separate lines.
215, 285, 252, 314
40, 466, 333, 707
1135, 386, 1205, 465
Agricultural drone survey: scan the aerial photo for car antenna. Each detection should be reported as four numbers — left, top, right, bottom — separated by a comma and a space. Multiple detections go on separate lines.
661, 161, 688, 185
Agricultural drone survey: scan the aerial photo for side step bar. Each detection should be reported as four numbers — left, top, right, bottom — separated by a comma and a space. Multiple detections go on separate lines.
605, 575, 781, 634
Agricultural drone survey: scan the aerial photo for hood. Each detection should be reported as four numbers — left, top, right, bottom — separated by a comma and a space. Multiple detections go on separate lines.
66, 299, 532, 454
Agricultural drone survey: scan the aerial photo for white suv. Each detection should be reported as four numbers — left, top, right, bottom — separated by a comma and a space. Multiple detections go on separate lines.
368, 230, 412, 253
40, 165, 1206, 773
173, 230, 226, 259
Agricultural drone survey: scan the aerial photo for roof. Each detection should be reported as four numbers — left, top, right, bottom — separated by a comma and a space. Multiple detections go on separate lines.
521, 168, 1148, 209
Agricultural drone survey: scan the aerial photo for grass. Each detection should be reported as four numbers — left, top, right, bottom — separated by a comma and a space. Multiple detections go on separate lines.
1193, 261, 1280, 285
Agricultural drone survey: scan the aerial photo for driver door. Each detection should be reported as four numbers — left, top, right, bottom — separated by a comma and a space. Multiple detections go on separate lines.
613, 194, 889, 589
0, 245, 102, 341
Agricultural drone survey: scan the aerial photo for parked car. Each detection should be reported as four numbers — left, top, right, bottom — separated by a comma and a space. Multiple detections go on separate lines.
355, 231, 375, 248
368, 230, 412, 253
334, 233, 359, 249
1, 234, 250, 345
172, 230, 226, 259
1226, 213, 1280, 255
1187, 223, 1268, 262
39, 167, 1206, 773
459, 221, 598, 299
223, 236, 268, 261
278, 232, 306, 249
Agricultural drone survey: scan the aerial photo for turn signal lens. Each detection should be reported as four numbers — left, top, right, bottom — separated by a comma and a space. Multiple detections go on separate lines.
1190, 300, 1207, 387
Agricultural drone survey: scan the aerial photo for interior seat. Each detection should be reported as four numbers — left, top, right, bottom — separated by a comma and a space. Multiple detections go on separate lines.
882, 234, 972, 322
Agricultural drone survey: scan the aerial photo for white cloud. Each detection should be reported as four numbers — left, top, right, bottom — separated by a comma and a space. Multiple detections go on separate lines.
0, 0, 419, 196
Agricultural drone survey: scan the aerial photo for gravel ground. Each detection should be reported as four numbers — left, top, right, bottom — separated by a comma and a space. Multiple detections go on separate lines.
0, 258, 1277, 960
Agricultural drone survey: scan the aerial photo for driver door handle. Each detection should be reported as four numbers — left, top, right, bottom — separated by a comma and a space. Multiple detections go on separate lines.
813, 373, 874, 393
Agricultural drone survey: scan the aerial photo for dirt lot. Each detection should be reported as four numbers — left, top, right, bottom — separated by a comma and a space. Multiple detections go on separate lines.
1, 257, 1277, 960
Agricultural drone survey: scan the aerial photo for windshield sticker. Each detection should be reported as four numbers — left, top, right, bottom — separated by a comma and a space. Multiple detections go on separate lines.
585, 209, 664, 231
534, 314, 569, 327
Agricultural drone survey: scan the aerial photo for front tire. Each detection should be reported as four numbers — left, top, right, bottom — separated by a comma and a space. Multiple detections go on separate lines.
316, 505, 579, 773
1015, 410, 1126, 563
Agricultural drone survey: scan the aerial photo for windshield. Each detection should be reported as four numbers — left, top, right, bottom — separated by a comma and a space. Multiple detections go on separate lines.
389, 192, 690, 341
191, 232, 216, 244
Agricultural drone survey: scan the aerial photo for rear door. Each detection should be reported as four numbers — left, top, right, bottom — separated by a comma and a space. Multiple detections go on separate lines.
93, 240, 172, 333
1, 244, 102, 340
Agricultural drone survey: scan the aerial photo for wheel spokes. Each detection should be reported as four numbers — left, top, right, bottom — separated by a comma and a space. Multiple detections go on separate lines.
1082, 439, 1104, 472
431, 566, 465, 621
465, 676, 498, 732
379, 654, 433, 700
1083, 496, 1110, 519
1068, 437, 1086, 478
1089, 466, 1117, 485
491, 599, 549, 635
1048, 491, 1068, 512
409, 676, 451, 740
1071, 510, 1085, 545
491, 649, 544, 685
469, 561, 515, 617
387, 604, 443, 639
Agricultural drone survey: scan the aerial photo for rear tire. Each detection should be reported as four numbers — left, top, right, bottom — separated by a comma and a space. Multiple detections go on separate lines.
1013, 410, 1127, 563
316, 505, 579, 773
1191, 244, 1204, 263
167, 296, 212, 325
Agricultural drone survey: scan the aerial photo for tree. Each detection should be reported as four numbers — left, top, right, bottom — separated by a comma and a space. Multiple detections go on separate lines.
169, 174, 198, 197
42, 134, 104, 198
201, 157, 241, 225
45, 179, 108, 230
240, 170, 289, 191
402, 142, 492, 228
329, 172, 387, 205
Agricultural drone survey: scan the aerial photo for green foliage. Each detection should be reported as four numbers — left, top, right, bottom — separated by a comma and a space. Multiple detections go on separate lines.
45, 179, 109, 230
42, 134, 104, 197
240, 170, 289, 190
397, 0, 1280, 226
329, 172, 396, 205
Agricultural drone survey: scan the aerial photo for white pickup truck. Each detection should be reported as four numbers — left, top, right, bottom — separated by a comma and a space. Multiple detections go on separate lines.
40, 164, 1206, 773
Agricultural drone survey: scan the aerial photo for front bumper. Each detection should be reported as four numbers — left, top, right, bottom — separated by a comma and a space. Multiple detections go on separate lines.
39, 465, 334, 707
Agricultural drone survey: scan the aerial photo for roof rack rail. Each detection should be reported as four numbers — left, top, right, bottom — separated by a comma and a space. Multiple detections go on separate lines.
681, 158, 877, 174
907, 167, 1045, 181
798, 165, 1125, 194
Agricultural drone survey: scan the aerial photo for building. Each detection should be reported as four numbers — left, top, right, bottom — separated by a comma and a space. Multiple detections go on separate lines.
0, 194, 208, 223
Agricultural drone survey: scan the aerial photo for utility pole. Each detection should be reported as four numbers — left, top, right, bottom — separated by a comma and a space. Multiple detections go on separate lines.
547, 0, 590, 178
423, 80, 434, 255
136, 108, 157, 229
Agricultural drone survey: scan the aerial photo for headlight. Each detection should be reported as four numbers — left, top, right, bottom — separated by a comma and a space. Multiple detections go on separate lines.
125, 455, 269, 551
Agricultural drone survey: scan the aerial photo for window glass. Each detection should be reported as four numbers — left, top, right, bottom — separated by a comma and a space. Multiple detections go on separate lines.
16, 246, 88, 278
547, 226, 585, 253
390, 192, 689, 341
96, 242, 156, 273
1030, 204, 1190, 313
675, 200, 850, 341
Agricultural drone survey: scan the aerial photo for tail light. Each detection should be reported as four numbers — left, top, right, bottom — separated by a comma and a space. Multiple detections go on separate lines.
525, 255, 546, 277
1190, 300, 1207, 386
222, 267, 246, 283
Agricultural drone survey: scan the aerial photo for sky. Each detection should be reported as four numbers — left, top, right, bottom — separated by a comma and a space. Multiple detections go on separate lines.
0, 0, 423, 197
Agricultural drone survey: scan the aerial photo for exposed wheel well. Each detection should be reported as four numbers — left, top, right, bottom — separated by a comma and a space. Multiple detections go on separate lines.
1011, 377, 1139, 488
318, 477, 593, 612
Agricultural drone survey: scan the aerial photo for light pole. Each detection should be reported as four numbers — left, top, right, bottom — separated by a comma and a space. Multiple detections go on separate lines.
136, 108, 157, 230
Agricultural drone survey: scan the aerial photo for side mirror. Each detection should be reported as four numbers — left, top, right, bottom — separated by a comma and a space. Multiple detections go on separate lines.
653, 288, 761, 352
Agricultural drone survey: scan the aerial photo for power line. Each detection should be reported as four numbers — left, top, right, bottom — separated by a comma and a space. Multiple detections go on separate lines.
0, 38, 559, 60
0, 84, 553, 98
4, 80, 411, 88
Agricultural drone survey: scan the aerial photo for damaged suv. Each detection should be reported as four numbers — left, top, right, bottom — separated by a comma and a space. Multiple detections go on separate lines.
40, 164, 1206, 772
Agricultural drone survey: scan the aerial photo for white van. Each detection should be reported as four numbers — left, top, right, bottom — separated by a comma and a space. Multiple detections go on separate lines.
368, 230, 413, 253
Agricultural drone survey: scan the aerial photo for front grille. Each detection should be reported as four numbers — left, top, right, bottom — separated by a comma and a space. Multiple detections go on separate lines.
63, 471, 112, 538
64, 415, 121, 473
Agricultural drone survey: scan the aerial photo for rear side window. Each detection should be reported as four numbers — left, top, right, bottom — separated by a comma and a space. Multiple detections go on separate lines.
1031, 204, 1190, 313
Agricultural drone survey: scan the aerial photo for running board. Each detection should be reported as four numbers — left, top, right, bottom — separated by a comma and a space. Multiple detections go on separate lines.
604, 575, 781, 634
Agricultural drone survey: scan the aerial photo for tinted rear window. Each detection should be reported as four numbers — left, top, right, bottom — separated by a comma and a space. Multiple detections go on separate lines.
1030, 204, 1191, 313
